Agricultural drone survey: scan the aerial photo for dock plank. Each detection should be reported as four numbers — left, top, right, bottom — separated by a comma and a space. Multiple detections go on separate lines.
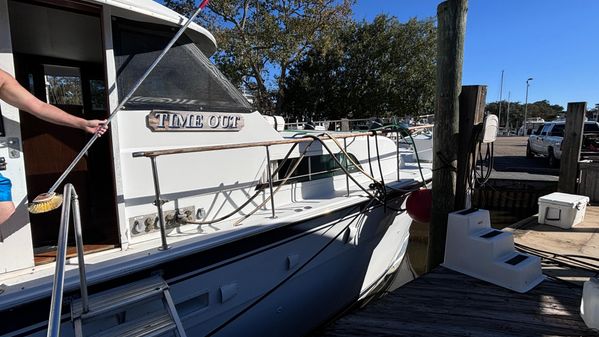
316, 267, 597, 337
508, 205, 599, 286
317, 206, 599, 336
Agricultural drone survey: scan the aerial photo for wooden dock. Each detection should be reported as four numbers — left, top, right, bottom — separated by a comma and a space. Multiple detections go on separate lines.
316, 207, 599, 337
508, 206, 599, 286
316, 267, 596, 337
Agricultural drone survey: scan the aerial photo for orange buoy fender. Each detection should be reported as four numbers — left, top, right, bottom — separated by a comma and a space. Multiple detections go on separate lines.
406, 189, 432, 223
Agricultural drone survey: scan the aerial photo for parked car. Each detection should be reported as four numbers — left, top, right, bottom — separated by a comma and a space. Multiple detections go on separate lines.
526, 121, 599, 167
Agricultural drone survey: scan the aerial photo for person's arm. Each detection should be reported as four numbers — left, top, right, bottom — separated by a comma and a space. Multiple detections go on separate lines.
0, 69, 107, 135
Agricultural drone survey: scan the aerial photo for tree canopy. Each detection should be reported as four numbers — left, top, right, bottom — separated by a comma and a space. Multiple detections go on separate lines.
282, 15, 436, 120
486, 100, 564, 129
163, 1, 575, 125
164, 1, 436, 119
165, 0, 354, 114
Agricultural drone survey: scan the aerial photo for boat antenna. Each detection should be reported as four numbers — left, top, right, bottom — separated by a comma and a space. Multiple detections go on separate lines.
28, 0, 211, 214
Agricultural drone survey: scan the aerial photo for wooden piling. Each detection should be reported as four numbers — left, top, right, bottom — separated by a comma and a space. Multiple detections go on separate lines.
455, 85, 486, 210
429, 0, 468, 270
558, 102, 586, 193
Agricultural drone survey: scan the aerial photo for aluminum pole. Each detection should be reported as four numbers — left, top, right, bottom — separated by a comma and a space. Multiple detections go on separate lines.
150, 157, 170, 251
523, 78, 533, 135
265, 146, 276, 218
71, 189, 89, 313
47, 185, 73, 337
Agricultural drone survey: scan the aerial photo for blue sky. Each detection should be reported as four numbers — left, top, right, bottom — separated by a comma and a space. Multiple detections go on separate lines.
353, 0, 599, 109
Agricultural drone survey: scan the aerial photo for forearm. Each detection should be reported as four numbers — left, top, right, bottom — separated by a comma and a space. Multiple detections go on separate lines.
29, 102, 86, 130
0, 70, 109, 136
0, 73, 86, 131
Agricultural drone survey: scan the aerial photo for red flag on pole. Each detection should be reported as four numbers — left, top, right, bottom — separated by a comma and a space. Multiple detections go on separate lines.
199, 0, 210, 9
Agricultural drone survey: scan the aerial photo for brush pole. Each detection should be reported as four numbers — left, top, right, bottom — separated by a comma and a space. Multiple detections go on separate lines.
47, 3, 207, 194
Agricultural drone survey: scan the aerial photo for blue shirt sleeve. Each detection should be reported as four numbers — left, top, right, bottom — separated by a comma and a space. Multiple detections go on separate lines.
0, 173, 13, 202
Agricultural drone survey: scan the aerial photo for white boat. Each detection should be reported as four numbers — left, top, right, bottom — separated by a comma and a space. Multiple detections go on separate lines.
0, 1, 432, 336
389, 125, 434, 163
402, 132, 433, 163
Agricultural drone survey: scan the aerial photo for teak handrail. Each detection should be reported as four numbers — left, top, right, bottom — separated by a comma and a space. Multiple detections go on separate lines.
132, 126, 430, 158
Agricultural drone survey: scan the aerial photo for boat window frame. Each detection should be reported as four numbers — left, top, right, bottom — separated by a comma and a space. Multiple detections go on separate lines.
111, 16, 252, 113
261, 152, 362, 188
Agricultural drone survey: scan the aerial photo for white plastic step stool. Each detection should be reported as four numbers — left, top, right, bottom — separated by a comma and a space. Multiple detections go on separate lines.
442, 208, 544, 293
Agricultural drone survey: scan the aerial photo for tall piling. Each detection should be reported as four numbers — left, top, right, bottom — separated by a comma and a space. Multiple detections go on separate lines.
428, 0, 468, 269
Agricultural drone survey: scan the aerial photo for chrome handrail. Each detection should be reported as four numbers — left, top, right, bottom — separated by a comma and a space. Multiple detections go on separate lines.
47, 184, 89, 337
132, 128, 420, 251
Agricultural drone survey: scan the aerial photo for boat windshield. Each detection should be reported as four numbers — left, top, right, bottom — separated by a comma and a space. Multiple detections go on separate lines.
277, 153, 361, 183
112, 17, 252, 113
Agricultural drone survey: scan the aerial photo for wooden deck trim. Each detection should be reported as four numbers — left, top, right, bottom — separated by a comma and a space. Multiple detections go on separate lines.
34, 244, 117, 265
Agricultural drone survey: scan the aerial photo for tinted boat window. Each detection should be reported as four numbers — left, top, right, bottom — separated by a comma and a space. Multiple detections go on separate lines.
277, 153, 361, 184
112, 17, 252, 112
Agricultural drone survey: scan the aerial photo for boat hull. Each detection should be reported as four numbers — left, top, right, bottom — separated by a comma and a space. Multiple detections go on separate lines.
2, 194, 411, 337
182, 197, 411, 337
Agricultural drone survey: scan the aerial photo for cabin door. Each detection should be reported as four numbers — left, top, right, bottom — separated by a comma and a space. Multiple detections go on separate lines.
8, 0, 118, 263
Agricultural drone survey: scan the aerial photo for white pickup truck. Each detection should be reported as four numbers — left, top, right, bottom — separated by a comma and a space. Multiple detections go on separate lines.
526, 121, 599, 167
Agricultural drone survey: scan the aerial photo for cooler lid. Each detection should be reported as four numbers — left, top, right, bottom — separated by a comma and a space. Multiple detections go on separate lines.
538, 192, 590, 208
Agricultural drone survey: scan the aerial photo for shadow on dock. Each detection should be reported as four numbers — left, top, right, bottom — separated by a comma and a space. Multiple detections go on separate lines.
313, 206, 599, 337
315, 267, 595, 337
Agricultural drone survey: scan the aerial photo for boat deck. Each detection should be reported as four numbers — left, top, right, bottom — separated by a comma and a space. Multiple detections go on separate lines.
316, 206, 599, 336
0, 162, 432, 312
507, 205, 599, 286
316, 266, 596, 337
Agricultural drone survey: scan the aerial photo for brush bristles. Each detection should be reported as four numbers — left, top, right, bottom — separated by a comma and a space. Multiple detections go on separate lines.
28, 194, 63, 214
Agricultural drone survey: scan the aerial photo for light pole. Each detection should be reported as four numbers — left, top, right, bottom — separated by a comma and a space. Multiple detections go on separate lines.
498, 70, 504, 127
523, 77, 533, 135
506, 91, 511, 134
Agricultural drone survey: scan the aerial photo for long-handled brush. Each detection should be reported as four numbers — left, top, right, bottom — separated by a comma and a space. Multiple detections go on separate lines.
28, 0, 210, 214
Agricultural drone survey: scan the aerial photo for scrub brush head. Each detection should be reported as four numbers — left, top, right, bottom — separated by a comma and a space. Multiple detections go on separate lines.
28, 192, 63, 214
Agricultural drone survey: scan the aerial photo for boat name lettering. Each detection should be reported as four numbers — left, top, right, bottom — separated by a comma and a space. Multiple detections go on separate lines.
147, 111, 243, 132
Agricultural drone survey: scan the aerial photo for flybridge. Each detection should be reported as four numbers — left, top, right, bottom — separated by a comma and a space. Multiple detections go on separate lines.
146, 111, 244, 131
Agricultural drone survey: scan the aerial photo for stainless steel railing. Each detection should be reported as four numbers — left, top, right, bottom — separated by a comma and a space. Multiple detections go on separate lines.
47, 184, 89, 337
132, 129, 411, 251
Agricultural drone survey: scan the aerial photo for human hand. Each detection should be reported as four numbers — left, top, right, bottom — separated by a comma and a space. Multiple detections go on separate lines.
83, 119, 109, 136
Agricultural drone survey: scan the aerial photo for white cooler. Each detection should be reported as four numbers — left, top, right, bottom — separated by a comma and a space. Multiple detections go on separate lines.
538, 192, 590, 229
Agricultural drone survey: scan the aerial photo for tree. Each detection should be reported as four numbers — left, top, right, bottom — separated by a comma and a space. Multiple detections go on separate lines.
486, 100, 564, 130
165, 0, 354, 114
282, 15, 437, 120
